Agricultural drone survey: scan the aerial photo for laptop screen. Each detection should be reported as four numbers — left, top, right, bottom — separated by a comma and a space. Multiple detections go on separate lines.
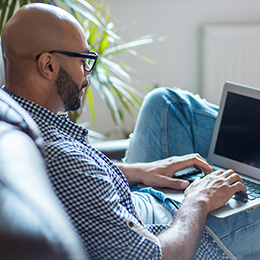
214, 92, 260, 169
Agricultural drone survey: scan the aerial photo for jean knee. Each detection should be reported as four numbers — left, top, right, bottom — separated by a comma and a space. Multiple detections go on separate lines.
142, 87, 185, 112
143, 87, 169, 106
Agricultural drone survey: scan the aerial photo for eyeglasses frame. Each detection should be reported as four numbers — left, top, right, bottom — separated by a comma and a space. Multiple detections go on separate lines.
36, 50, 99, 72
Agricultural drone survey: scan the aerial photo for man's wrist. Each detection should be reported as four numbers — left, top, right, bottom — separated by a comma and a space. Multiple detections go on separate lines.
182, 193, 211, 216
116, 162, 144, 186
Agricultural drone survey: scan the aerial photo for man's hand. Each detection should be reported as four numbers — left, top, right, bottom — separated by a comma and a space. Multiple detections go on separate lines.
158, 169, 246, 260
184, 169, 247, 213
116, 153, 213, 189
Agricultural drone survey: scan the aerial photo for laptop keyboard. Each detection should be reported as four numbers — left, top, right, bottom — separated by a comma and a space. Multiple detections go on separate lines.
240, 178, 260, 201
174, 169, 260, 202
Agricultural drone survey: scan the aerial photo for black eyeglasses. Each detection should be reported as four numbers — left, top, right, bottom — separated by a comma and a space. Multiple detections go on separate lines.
36, 50, 99, 72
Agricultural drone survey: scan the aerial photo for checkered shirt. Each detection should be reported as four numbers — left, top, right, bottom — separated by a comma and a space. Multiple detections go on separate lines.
5, 89, 232, 260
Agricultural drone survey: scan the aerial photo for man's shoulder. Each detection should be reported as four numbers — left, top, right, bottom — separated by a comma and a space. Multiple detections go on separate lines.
43, 136, 112, 172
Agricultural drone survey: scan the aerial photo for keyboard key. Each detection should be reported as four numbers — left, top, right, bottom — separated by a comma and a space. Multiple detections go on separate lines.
241, 178, 260, 201
247, 194, 257, 200
174, 169, 205, 183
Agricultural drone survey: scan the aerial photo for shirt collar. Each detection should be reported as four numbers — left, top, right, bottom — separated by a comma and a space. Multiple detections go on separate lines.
2, 87, 88, 140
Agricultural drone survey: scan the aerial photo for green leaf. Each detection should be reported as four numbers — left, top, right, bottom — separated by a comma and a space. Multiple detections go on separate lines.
102, 36, 156, 56
6, 0, 17, 21
60, 0, 120, 40
77, 0, 97, 13
91, 70, 122, 125
86, 87, 97, 126
19, 0, 28, 7
109, 77, 141, 109
98, 57, 132, 83
102, 85, 121, 124
0, 0, 9, 34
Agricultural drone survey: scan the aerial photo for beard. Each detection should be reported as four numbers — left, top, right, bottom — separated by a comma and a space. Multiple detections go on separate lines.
55, 67, 89, 111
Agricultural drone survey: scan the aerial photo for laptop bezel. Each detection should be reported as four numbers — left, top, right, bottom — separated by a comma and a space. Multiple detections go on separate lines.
207, 81, 260, 181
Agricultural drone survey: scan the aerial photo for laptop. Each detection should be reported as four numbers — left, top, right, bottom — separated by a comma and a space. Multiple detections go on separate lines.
154, 81, 260, 218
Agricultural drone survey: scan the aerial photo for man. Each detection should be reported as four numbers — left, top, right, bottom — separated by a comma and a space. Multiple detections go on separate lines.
1, 3, 260, 260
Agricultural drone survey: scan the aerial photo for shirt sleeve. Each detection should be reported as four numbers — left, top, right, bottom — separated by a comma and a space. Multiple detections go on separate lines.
44, 140, 163, 260
145, 224, 170, 236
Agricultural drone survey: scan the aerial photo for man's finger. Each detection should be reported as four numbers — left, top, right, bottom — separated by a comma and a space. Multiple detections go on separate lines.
146, 175, 190, 190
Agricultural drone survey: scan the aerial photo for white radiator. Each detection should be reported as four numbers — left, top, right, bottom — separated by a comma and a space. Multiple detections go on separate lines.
202, 24, 260, 105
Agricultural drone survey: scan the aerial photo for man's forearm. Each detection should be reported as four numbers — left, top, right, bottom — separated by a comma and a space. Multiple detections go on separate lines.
158, 197, 208, 260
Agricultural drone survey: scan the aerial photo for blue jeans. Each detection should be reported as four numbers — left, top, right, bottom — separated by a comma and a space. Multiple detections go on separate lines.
125, 87, 218, 162
125, 87, 260, 259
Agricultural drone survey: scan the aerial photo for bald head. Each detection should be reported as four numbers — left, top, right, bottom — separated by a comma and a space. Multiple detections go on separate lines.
2, 3, 85, 59
1, 3, 87, 87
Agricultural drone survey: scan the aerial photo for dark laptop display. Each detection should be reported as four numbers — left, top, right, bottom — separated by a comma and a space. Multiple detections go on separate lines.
214, 92, 260, 169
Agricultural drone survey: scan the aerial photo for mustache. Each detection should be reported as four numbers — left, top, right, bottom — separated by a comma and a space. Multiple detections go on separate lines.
82, 78, 90, 89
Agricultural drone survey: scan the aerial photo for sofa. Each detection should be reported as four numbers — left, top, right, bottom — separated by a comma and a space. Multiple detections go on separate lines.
92, 138, 129, 161
0, 88, 89, 260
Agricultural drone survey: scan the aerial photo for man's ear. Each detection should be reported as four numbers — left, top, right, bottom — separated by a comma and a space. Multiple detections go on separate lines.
37, 53, 58, 80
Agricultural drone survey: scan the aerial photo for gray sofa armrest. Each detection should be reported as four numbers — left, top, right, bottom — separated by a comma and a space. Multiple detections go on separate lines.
92, 139, 129, 161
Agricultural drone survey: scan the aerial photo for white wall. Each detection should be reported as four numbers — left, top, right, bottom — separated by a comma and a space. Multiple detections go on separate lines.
80, 0, 260, 139
104, 0, 260, 93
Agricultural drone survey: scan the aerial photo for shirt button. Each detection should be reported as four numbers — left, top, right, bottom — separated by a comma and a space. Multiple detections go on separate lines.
128, 221, 134, 227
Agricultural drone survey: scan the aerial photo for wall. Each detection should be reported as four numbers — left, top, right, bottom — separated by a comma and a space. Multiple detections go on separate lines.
80, 0, 260, 139
104, 0, 260, 92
